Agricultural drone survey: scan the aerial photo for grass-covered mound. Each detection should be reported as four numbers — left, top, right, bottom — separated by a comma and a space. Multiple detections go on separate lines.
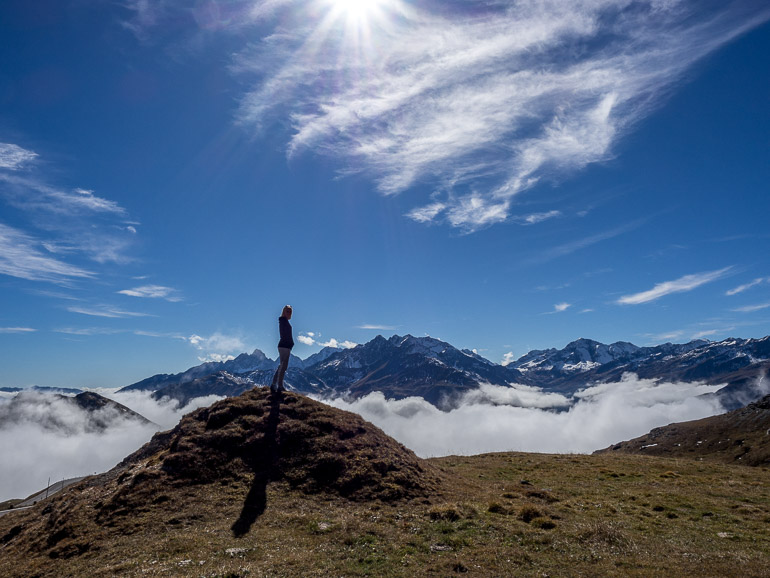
0, 389, 443, 564
121, 388, 442, 501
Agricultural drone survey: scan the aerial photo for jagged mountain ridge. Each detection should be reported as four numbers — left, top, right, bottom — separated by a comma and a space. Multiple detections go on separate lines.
118, 334, 770, 410
121, 334, 528, 407
511, 336, 770, 406
304, 335, 526, 406
121, 347, 341, 394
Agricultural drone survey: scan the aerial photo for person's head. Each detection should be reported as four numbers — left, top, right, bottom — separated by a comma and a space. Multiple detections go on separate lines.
281, 305, 293, 319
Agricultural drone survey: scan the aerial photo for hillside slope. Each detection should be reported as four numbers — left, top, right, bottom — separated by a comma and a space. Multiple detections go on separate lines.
595, 394, 770, 466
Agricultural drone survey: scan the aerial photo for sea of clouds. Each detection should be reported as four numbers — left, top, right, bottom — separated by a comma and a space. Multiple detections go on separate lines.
320, 375, 725, 457
0, 390, 222, 503
0, 375, 725, 502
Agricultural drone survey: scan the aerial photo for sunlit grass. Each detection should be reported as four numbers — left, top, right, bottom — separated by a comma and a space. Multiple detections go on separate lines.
1, 451, 768, 577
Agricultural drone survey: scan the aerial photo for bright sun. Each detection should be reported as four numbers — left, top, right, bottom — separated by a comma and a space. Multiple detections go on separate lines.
328, 0, 388, 21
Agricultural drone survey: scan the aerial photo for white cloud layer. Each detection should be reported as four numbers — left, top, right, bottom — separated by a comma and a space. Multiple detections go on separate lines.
320, 374, 724, 457
231, 0, 769, 231
617, 267, 732, 305
0, 327, 37, 334
0, 390, 222, 502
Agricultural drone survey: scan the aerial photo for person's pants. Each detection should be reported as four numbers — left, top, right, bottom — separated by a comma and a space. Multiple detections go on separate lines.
270, 347, 291, 391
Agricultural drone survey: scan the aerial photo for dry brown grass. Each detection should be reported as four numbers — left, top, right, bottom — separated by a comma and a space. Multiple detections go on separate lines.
1, 390, 769, 577
596, 394, 770, 467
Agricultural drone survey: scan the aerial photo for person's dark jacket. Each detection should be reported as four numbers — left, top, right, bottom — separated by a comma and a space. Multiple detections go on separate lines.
278, 316, 294, 349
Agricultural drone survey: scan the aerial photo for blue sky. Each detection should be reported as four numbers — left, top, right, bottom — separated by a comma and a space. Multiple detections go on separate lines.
1, 0, 769, 388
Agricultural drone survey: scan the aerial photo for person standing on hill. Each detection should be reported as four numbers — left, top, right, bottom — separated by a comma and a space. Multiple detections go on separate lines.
270, 305, 294, 393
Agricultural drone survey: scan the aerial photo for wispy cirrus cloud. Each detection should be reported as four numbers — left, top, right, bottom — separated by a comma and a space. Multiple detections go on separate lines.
118, 284, 182, 302
518, 210, 562, 225
732, 303, 770, 313
55, 327, 124, 336
0, 223, 95, 284
0, 327, 37, 334
0, 144, 137, 274
0, 143, 37, 170
692, 329, 721, 339
529, 220, 643, 264
228, 0, 769, 231
617, 267, 732, 305
646, 330, 686, 342
726, 277, 768, 296
357, 324, 398, 331
66, 305, 153, 319
0, 174, 126, 216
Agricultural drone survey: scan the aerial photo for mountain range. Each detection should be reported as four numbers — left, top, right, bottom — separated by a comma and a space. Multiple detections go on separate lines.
118, 334, 770, 410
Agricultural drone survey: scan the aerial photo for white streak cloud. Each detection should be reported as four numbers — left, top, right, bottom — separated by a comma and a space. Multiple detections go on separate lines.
0, 327, 37, 334
732, 303, 770, 313
0, 174, 126, 216
617, 267, 732, 305
726, 277, 767, 296
67, 305, 153, 319
531, 220, 643, 263
0, 223, 95, 283
0, 143, 37, 170
0, 151, 135, 267
520, 210, 562, 225
118, 284, 183, 302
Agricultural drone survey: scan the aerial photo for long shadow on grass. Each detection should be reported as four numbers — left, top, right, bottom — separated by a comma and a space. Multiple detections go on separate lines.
231, 391, 281, 537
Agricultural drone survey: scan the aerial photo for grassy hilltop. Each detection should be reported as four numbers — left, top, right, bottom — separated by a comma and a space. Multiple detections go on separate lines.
1, 389, 769, 577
